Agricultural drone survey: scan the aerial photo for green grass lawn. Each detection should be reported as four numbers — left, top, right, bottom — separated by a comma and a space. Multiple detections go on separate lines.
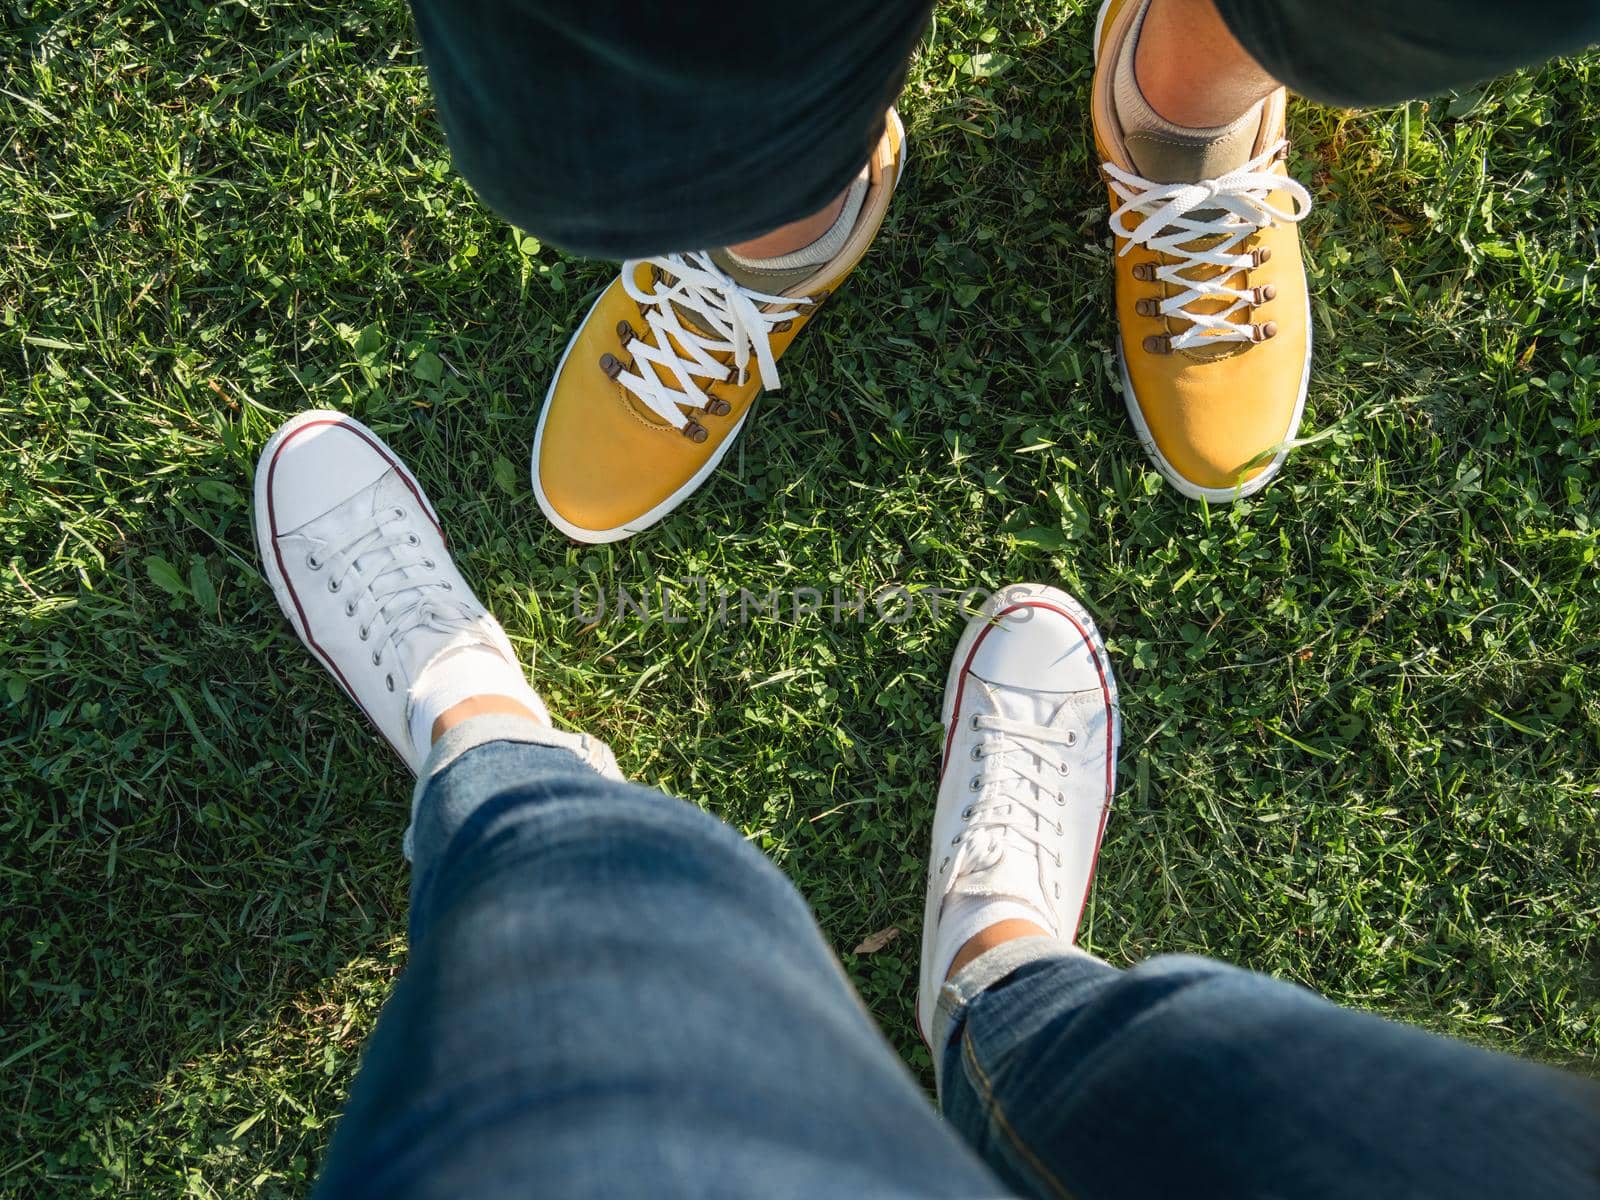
4, 0, 1599, 1194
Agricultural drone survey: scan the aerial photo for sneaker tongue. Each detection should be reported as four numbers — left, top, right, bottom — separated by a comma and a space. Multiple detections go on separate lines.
665, 271, 720, 339
643, 253, 812, 398
348, 485, 421, 612
1124, 102, 1260, 185
972, 680, 1072, 806
305, 479, 402, 584
350, 529, 398, 583
706, 247, 817, 297
661, 250, 812, 340
953, 864, 1051, 914
953, 820, 1052, 911
1123, 108, 1267, 346
404, 635, 496, 693
326, 481, 480, 681
394, 614, 488, 681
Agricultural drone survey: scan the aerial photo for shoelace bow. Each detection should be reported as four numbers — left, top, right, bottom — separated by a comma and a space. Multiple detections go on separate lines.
614, 251, 809, 430
311, 505, 474, 683
1104, 140, 1312, 349
951, 713, 1080, 879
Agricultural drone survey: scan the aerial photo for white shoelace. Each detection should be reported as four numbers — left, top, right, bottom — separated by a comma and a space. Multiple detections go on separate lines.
951, 713, 1079, 880
1104, 140, 1312, 350
615, 252, 809, 429
311, 505, 476, 686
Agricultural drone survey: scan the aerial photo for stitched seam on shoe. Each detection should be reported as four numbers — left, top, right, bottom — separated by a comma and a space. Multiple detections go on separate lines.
613, 376, 681, 434
1127, 129, 1236, 150
960, 1029, 1076, 1200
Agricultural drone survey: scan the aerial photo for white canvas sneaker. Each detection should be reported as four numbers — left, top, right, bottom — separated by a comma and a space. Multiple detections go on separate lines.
253, 411, 545, 772
917, 584, 1121, 1042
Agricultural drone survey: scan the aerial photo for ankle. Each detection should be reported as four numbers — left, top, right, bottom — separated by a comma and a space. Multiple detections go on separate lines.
1132, 0, 1278, 128
945, 918, 1055, 982
725, 182, 853, 260
430, 695, 548, 744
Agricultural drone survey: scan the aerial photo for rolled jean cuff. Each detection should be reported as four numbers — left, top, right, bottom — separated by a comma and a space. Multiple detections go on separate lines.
402, 714, 623, 860
932, 935, 1097, 1090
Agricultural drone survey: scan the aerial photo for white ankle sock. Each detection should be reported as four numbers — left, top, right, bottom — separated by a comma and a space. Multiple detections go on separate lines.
931, 891, 1057, 989
725, 166, 869, 273
406, 643, 549, 755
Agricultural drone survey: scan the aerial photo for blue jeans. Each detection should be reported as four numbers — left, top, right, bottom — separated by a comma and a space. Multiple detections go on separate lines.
314, 722, 1600, 1199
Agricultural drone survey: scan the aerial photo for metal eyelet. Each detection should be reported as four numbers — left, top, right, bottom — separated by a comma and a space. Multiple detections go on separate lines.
344, 601, 355, 616
1058, 761, 1069, 774
1066, 731, 1078, 747
969, 714, 981, 731
328, 578, 340, 593
938, 857, 950, 874
1056, 793, 1066, 806
385, 675, 394, 692
968, 777, 981, 792
960, 805, 973, 819
970, 744, 982, 760
950, 834, 961, 846
423, 558, 435, 569
358, 626, 368, 641
371, 650, 381, 666
306, 553, 321, 570
393, 507, 405, 518
408, 534, 420, 546
441, 582, 453, 590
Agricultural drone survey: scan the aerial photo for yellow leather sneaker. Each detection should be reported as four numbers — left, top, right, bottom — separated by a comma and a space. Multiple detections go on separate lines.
1092, 0, 1313, 500
532, 111, 907, 542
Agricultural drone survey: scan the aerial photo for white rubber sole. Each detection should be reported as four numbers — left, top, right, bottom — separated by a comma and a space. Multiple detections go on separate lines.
531, 111, 908, 544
